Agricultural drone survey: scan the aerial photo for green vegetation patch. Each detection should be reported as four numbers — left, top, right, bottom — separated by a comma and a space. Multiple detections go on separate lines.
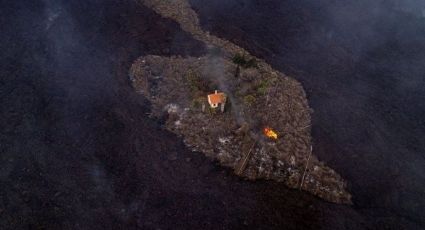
256, 79, 270, 95
232, 54, 258, 69
187, 69, 212, 95
243, 94, 256, 107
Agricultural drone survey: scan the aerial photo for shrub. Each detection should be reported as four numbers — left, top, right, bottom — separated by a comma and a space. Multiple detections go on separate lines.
232, 54, 258, 69
207, 106, 217, 115
186, 69, 201, 92
245, 58, 258, 68
243, 94, 256, 107
191, 99, 201, 109
256, 80, 269, 95
232, 54, 246, 66
191, 97, 207, 110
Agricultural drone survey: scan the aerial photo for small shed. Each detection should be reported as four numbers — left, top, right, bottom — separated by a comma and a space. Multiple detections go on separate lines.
207, 90, 227, 112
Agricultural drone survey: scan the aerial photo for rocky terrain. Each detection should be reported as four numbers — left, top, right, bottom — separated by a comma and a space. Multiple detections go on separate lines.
130, 54, 351, 204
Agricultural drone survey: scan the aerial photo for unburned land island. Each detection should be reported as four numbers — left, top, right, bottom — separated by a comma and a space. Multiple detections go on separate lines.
130, 54, 351, 204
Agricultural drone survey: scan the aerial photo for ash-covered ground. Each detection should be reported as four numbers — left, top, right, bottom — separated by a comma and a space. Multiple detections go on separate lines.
1, 0, 423, 229
130, 54, 350, 204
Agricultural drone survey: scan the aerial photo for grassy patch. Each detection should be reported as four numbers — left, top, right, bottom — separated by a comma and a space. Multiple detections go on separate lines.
256, 79, 269, 95
186, 69, 201, 93
243, 94, 256, 107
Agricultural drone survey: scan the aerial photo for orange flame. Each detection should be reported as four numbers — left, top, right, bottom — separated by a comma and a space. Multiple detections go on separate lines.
263, 127, 278, 140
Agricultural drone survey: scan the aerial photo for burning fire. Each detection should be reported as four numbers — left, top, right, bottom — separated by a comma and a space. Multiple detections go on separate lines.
263, 127, 278, 140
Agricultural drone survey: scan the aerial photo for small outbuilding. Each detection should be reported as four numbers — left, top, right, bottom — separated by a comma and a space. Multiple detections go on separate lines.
207, 90, 227, 112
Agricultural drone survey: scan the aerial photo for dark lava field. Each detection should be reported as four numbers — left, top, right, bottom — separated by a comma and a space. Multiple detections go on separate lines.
1, 0, 424, 229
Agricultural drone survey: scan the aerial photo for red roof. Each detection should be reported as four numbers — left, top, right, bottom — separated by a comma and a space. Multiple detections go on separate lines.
208, 91, 226, 104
